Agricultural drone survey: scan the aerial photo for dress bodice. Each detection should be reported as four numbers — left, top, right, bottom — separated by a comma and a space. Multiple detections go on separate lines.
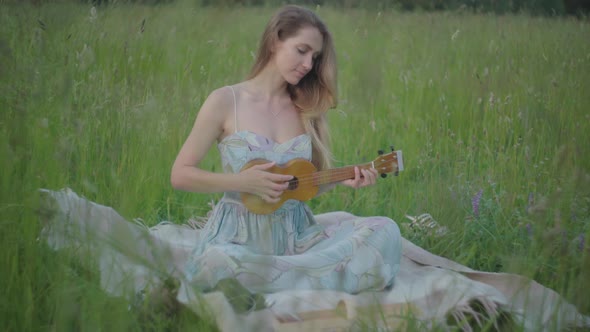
217, 130, 312, 174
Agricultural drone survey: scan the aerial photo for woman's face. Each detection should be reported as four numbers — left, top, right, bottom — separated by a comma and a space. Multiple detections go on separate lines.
273, 26, 323, 85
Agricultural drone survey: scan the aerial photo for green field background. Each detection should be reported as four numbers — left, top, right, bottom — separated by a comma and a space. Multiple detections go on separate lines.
1, 2, 589, 330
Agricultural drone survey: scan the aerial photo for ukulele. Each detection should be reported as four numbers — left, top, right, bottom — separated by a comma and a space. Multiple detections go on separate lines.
240, 147, 404, 214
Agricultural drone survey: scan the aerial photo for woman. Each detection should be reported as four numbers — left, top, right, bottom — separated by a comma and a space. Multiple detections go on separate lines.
170, 4, 402, 294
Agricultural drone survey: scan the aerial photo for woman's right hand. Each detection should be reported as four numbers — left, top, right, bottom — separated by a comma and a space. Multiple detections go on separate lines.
238, 162, 293, 203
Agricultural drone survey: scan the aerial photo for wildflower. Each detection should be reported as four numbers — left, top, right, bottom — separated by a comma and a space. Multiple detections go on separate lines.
76, 44, 95, 70
472, 189, 483, 218
89, 6, 97, 22
578, 234, 585, 252
404, 213, 448, 237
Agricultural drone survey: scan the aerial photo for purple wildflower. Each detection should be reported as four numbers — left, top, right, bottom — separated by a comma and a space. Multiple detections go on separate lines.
472, 189, 483, 218
578, 234, 585, 252
528, 192, 534, 208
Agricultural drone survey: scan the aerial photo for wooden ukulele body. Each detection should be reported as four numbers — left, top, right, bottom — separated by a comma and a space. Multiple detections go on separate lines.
240, 158, 319, 215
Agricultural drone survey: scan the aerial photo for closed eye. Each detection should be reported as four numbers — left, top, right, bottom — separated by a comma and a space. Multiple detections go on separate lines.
296, 44, 321, 60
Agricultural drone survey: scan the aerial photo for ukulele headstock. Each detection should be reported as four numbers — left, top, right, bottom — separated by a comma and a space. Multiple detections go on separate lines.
373, 146, 404, 178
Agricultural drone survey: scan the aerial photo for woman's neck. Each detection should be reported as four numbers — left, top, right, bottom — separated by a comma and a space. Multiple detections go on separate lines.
247, 64, 289, 98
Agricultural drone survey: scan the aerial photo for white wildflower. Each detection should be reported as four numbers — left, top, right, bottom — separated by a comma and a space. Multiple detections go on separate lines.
76, 44, 95, 70
89, 6, 97, 22
405, 213, 448, 237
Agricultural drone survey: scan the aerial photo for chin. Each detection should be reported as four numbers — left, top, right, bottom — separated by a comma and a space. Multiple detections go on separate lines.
288, 75, 306, 85
286, 78, 301, 86
284, 73, 306, 85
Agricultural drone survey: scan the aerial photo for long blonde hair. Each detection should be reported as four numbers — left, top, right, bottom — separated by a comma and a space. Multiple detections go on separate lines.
248, 5, 337, 170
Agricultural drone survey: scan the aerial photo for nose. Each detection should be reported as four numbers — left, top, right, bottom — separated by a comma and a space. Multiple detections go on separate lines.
302, 56, 313, 70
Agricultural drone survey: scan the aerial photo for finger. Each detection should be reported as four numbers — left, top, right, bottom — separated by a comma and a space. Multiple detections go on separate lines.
270, 182, 290, 191
266, 184, 286, 194
267, 189, 284, 199
261, 194, 280, 203
363, 169, 376, 184
253, 162, 276, 170
354, 166, 361, 181
356, 170, 369, 187
360, 169, 369, 185
269, 173, 294, 182
345, 167, 358, 187
357, 168, 367, 186
370, 168, 379, 178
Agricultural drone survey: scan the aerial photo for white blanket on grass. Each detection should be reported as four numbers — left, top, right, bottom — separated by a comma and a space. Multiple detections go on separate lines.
39, 188, 590, 331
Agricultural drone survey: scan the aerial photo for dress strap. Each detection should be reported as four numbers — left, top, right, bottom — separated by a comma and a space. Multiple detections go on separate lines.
228, 86, 238, 133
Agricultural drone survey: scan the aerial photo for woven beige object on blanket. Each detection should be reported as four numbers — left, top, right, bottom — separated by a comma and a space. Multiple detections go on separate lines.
39, 188, 590, 331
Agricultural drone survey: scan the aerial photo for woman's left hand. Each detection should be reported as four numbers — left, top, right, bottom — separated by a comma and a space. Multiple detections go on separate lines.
340, 167, 378, 189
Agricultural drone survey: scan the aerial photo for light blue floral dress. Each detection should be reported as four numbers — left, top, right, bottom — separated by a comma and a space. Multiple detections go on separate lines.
183, 88, 402, 294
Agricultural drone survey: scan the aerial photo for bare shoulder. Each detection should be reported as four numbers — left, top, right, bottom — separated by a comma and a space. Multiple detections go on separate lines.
192, 86, 237, 135
199, 86, 234, 117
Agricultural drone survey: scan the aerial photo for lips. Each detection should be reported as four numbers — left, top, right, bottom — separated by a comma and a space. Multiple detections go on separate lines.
295, 70, 307, 78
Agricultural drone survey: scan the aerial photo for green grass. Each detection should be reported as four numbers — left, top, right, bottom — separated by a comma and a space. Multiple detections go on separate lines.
1, 2, 589, 331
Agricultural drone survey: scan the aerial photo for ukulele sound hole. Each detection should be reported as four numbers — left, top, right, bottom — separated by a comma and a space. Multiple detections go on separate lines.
287, 177, 299, 190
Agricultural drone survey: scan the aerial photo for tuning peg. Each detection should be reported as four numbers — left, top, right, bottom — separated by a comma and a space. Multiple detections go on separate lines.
378, 149, 384, 155
381, 173, 387, 178
390, 145, 395, 151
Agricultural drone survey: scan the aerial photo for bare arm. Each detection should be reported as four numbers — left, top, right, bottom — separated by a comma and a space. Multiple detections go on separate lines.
170, 88, 237, 193
170, 87, 293, 202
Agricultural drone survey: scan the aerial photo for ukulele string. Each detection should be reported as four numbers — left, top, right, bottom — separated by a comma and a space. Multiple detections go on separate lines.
281, 162, 392, 187
291, 162, 391, 185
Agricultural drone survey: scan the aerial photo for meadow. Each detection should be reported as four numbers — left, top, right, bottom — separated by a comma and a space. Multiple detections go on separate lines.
1, 1, 589, 330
